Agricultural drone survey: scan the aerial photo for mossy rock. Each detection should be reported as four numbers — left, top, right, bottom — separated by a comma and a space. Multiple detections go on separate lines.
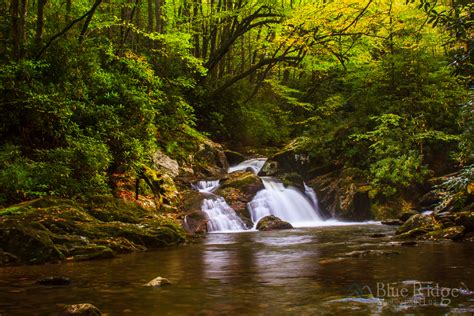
0, 219, 64, 264
454, 211, 474, 232
423, 226, 465, 241
224, 150, 246, 166
0, 196, 186, 265
256, 215, 293, 231
396, 214, 440, 236
216, 171, 263, 223
69, 245, 115, 261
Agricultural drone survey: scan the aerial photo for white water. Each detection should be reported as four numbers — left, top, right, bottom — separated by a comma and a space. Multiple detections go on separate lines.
228, 158, 267, 175
201, 197, 247, 232
193, 158, 364, 233
248, 177, 324, 228
192, 180, 220, 193
303, 182, 322, 218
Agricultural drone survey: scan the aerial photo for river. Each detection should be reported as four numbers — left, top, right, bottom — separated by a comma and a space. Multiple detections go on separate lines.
1, 224, 474, 315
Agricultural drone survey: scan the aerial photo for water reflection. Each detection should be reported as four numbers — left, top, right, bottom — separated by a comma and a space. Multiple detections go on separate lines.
1, 225, 474, 315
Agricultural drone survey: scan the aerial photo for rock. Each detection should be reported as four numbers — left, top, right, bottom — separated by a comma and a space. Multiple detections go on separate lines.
369, 233, 386, 238
343, 250, 400, 257
69, 245, 115, 261
0, 250, 18, 266
37, 276, 71, 286
216, 171, 263, 223
0, 197, 186, 265
182, 211, 208, 234
179, 189, 208, 234
455, 211, 474, 232
424, 226, 465, 241
59, 303, 102, 316
0, 219, 65, 264
193, 139, 229, 177
399, 210, 419, 222
260, 160, 278, 176
401, 241, 418, 246
307, 168, 371, 221
224, 150, 246, 166
396, 214, 439, 236
144, 276, 171, 287
256, 215, 293, 231
381, 219, 404, 226
153, 150, 180, 178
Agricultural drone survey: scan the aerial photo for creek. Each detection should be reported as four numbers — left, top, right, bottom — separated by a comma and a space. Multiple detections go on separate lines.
1, 225, 474, 315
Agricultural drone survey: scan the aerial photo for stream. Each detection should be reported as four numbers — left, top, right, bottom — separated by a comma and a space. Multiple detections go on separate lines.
1, 225, 474, 315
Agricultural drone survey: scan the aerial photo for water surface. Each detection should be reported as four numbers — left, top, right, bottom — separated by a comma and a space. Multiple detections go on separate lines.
1, 225, 474, 315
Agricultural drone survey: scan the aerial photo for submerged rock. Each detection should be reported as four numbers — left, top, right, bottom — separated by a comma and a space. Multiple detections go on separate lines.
37, 276, 71, 286
144, 276, 171, 287
343, 250, 400, 257
59, 303, 101, 316
381, 219, 404, 226
256, 215, 293, 231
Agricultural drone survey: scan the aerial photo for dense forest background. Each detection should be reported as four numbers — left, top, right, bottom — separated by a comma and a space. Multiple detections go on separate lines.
0, 0, 472, 208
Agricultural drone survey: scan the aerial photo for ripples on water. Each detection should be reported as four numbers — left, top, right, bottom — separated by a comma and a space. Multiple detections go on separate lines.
1, 225, 474, 315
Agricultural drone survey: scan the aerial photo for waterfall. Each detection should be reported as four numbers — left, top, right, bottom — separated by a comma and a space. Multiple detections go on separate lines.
194, 158, 331, 233
201, 197, 247, 232
228, 158, 267, 175
247, 177, 324, 228
303, 182, 322, 218
192, 180, 220, 193
192, 180, 247, 233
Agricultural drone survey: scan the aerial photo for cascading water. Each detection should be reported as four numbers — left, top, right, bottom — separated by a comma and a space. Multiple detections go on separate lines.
194, 158, 332, 232
192, 180, 247, 233
247, 177, 324, 228
192, 180, 220, 193
303, 182, 322, 217
201, 197, 247, 232
227, 158, 267, 174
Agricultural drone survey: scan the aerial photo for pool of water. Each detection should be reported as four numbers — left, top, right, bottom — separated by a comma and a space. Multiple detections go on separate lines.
1, 224, 474, 315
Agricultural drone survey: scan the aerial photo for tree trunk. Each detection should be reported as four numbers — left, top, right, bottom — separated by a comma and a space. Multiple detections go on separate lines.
147, 0, 154, 32
35, 0, 47, 49
10, 0, 21, 59
155, 0, 163, 33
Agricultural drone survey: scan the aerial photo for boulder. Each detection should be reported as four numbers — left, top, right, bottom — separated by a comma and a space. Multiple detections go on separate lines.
143, 276, 171, 287
0, 250, 18, 265
307, 168, 370, 221
381, 219, 404, 226
216, 171, 263, 223
224, 150, 246, 166
179, 189, 208, 234
399, 210, 419, 222
0, 197, 186, 266
455, 211, 474, 232
59, 304, 102, 316
256, 215, 293, 231
153, 150, 180, 178
193, 139, 229, 177
396, 214, 439, 236
424, 226, 465, 241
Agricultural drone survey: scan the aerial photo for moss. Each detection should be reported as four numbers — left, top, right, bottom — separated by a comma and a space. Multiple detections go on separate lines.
0, 219, 65, 264
0, 196, 186, 266
69, 245, 115, 261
